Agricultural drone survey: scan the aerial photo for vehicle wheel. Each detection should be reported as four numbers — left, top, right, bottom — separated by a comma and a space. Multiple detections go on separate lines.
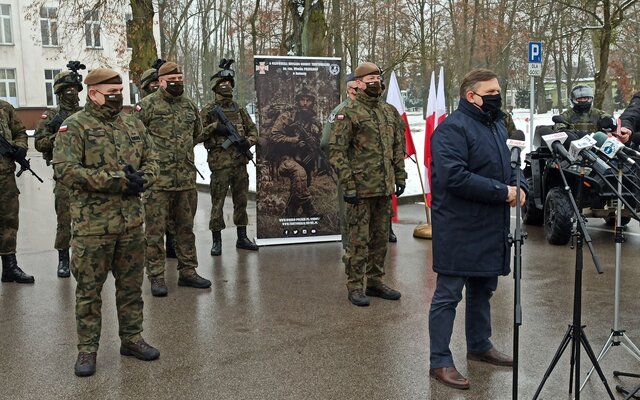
544, 187, 573, 245
604, 217, 631, 227
523, 175, 543, 226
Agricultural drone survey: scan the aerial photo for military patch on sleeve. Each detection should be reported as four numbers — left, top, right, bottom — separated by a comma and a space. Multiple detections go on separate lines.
41, 114, 48, 119
336, 114, 345, 120
134, 104, 142, 112
58, 125, 68, 133
328, 112, 336, 123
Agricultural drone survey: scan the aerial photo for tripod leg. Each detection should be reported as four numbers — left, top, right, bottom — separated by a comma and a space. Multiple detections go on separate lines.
580, 335, 614, 391
579, 329, 616, 399
620, 335, 640, 361
533, 326, 574, 400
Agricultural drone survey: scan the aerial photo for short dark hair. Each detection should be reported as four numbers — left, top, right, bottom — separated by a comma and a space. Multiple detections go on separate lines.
459, 68, 498, 98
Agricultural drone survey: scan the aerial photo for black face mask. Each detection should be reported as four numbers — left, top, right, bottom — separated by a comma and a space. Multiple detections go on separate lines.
165, 81, 184, 97
364, 81, 383, 97
98, 92, 123, 116
573, 102, 591, 113
59, 92, 79, 109
476, 93, 502, 115
215, 85, 233, 98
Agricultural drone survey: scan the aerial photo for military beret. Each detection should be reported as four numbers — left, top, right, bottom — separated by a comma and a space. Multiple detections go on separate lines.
345, 73, 355, 84
84, 68, 122, 85
354, 62, 381, 79
158, 61, 182, 77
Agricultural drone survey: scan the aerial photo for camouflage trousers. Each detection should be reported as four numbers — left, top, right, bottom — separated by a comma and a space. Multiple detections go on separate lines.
0, 172, 19, 255
209, 165, 249, 232
344, 195, 391, 291
144, 189, 198, 278
71, 226, 145, 353
54, 180, 71, 250
278, 157, 313, 215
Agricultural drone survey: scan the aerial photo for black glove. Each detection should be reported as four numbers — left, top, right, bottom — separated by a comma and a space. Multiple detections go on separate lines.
395, 184, 405, 197
47, 114, 65, 134
343, 193, 359, 205
123, 165, 146, 196
12, 146, 27, 161
214, 123, 230, 137
238, 138, 251, 152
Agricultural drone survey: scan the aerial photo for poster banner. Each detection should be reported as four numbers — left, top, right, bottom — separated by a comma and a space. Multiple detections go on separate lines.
254, 56, 341, 245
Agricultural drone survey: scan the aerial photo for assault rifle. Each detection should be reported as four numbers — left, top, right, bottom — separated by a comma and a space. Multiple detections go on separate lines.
0, 136, 44, 182
211, 106, 255, 166
286, 120, 335, 185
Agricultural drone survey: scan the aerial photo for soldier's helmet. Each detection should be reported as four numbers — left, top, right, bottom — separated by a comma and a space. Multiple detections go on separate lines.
210, 58, 235, 90
140, 68, 158, 90
54, 70, 83, 94
294, 86, 316, 103
570, 85, 594, 112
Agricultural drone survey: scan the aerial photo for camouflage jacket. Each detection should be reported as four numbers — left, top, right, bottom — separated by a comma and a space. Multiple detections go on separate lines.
328, 91, 407, 198
271, 108, 323, 162
554, 107, 609, 135
200, 96, 257, 170
135, 87, 202, 190
504, 112, 517, 138
34, 105, 82, 165
320, 99, 351, 156
0, 100, 28, 176
52, 101, 159, 237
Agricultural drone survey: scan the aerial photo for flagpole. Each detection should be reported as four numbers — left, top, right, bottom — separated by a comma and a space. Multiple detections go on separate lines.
408, 152, 432, 239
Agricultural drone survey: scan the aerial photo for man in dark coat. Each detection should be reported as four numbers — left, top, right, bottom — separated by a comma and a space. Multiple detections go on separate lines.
619, 91, 640, 146
428, 69, 527, 390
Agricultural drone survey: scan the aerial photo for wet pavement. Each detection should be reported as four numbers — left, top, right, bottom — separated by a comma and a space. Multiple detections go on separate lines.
2, 145, 640, 399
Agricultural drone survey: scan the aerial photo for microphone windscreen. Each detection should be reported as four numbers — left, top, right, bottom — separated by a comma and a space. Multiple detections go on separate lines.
598, 117, 617, 131
537, 126, 554, 136
512, 130, 525, 141
591, 131, 608, 147
552, 115, 569, 125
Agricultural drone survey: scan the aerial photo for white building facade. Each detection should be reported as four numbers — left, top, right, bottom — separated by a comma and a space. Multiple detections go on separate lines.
0, 0, 159, 109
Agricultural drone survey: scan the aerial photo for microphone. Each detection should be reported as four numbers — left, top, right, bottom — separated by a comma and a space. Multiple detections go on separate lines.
567, 135, 611, 174
592, 131, 637, 166
507, 130, 526, 168
598, 117, 618, 132
552, 115, 570, 125
542, 132, 574, 162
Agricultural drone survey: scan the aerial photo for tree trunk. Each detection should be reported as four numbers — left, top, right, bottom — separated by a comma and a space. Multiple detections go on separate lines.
128, 0, 158, 83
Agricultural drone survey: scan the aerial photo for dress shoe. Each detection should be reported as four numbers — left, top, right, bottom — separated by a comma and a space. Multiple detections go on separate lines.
429, 367, 470, 390
365, 283, 401, 300
467, 347, 513, 366
120, 339, 160, 361
178, 269, 211, 289
347, 289, 370, 307
74, 352, 97, 377
150, 277, 168, 297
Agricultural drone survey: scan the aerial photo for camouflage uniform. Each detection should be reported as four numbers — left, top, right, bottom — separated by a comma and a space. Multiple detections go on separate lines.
201, 96, 257, 232
34, 101, 82, 253
554, 107, 609, 135
328, 91, 407, 291
0, 100, 27, 256
320, 99, 351, 248
271, 98, 323, 216
503, 112, 517, 138
52, 100, 159, 352
135, 87, 202, 278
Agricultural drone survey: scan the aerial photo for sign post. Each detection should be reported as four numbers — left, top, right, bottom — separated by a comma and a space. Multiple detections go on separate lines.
528, 41, 542, 152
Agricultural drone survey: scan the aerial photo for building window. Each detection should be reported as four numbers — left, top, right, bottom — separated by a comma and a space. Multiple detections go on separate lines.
84, 9, 101, 48
0, 4, 13, 45
129, 80, 139, 105
40, 6, 58, 46
126, 13, 133, 49
45, 69, 62, 106
0, 68, 17, 106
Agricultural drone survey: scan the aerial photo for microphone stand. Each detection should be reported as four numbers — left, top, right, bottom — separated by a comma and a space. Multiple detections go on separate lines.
580, 158, 640, 391
510, 154, 526, 400
533, 158, 615, 400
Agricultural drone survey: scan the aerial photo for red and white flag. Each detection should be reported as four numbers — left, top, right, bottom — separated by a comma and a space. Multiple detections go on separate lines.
386, 71, 414, 222
436, 66, 447, 126
424, 71, 437, 206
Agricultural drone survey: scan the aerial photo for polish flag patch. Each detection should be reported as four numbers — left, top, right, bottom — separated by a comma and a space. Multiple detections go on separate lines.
41, 114, 48, 119
58, 125, 68, 133
336, 114, 345, 120
134, 104, 142, 112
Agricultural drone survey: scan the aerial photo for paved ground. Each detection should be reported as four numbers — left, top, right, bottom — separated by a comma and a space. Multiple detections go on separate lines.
2, 145, 640, 399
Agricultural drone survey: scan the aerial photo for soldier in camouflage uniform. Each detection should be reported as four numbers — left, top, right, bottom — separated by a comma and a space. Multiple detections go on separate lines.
328, 62, 406, 307
34, 68, 83, 278
553, 85, 610, 135
0, 100, 35, 284
135, 61, 211, 297
201, 64, 258, 256
329, 62, 406, 306
138, 66, 177, 259
271, 86, 324, 217
52, 68, 161, 377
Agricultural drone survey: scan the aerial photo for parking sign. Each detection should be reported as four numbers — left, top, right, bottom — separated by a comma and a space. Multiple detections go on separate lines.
528, 42, 542, 63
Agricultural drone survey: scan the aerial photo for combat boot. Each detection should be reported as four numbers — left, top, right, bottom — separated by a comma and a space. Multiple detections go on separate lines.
236, 226, 258, 251
57, 248, 70, 278
211, 231, 222, 256
165, 232, 177, 259
149, 276, 168, 297
74, 352, 97, 377
388, 221, 397, 243
1, 254, 35, 284
301, 200, 319, 217
178, 268, 211, 289
120, 339, 160, 361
